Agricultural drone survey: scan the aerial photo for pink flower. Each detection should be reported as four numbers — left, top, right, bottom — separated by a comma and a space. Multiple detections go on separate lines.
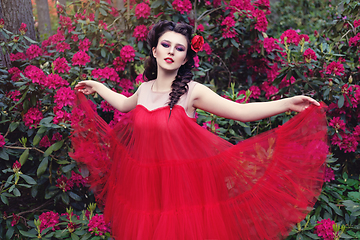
221, 16, 236, 28
39, 136, 51, 148
0, 134, 5, 148
354, 19, 360, 28
194, 55, 200, 68
113, 57, 126, 71
227, 0, 254, 15
56, 175, 74, 192
0, 18, 4, 28
197, 24, 204, 32
10, 52, 26, 61
222, 28, 237, 39
98, 20, 108, 30
38, 212, 59, 232
52, 132, 62, 142
324, 167, 335, 182
44, 74, 69, 89
326, 61, 344, 76
101, 100, 115, 112
135, 74, 144, 85
172, 0, 192, 14
12, 161, 21, 173
26, 44, 43, 60
202, 42, 212, 55
249, 86, 261, 99
11, 213, 20, 226
120, 45, 135, 63
79, 38, 91, 51
261, 81, 278, 99
59, 15, 74, 31
263, 37, 280, 53
53, 57, 71, 74
88, 214, 111, 236
314, 219, 335, 240
6, 90, 21, 102
253, 9, 268, 32
53, 110, 71, 124
253, 0, 270, 14
71, 172, 87, 187
56, 42, 71, 52
71, 34, 79, 42
303, 48, 317, 63
8, 67, 22, 82
133, 25, 148, 42
72, 51, 90, 66
54, 87, 76, 109
329, 117, 346, 131
19, 23, 27, 35
23, 108, 43, 129
280, 29, 309, 46
119, 78, 134, 91
349, 33, 360, 47
135, 3, 151, 19
24, 65, 46, 85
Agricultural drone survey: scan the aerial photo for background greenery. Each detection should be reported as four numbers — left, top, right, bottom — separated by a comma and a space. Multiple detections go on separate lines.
0, 0, 360, 239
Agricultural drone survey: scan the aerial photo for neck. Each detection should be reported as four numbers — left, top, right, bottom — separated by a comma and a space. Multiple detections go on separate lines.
153, 67, 178, 92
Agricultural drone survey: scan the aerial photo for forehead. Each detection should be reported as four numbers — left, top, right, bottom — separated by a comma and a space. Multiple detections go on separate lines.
159, 31, 188, 46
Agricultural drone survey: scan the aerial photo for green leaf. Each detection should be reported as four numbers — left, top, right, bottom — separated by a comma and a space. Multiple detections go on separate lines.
0, 149, 9, 160
19, 230, 37, 238
33, 135, 42, 146
20, 174, 36, 184
61, 192, 70, 205
43, 145, 54, 157
52, 140, 64, 151
101, 48, 106, 58
13, 188, 21, 197
230, 38, 239, 48
37, 157, 49, 177
1, 194, 9, 205
151, 0, 163, 8
45, 187, 60, 199
338, 95, 344, 108
328, 202, 343, 216
6, 227, 14, 240
62, 163, 76, 173
225, 47, 233, 59
99, 7, 108, 16
71, 233, 80, 240
24, 36, 38, 44
68, 191, 82, 201
9, 122, 19, 132
19, 149, 29, 165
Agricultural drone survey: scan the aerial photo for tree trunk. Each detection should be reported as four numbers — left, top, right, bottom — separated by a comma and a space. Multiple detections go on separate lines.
0, 0, 36, 40
58, 0, 66, 7
114, 0, 124, 10
0, 2, 9, 68
35, 0, 52, 39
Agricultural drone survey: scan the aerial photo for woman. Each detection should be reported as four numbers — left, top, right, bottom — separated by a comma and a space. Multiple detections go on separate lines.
71, 20, 328, 239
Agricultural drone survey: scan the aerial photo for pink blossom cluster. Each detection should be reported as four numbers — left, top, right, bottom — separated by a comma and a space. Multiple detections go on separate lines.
53, 57, 71, 73
54, 87, 76, 109
314, 219, 335, 240
172, 0, 192, 14
133, 25, 148, 42
38, 211, 60, 232
119, 78, 134, 92
53, 110, 71, 124
0, 134, 5, 148
0, 18, 4, 28
101, 101, 115, 112
19, 23, 27, 35
253, 9, 268, 32
221, 16, 237, 39
303, 48, 317, 63
324, 166, 335, 182
88, 214, 111, 236
23, 107, 43, 129
98, 20, 108, 30
47, 30, 66, 45
59, 15, 74, 32
26, 44, 43, 60
24, 65, 46, 85
228, 0, 254, 15
91, 67, 120, 83
44, 74, 69, 89
261, 81, 279, 99
325, 60, 344, 76
135, 74, 144, 85
72, 51, 90, 66
8, 67, 22, 82
280, 29, 309, 46
120, 45, 136, 63
12, 161, 21, 173
279, 76, 296, 89
263, 37, 280, 53
6, 90, 21, 102
197, 24, 205, 32
354, 20, 360, 28
113, 57, 126, 71
253, 0, 270, 14
109, 110, 125, 128
202, 42, 212, 55
56, 41, 71, 52
56, 172, 87, 192
135, 2, 151, 19
10, 52, 26, 61
11, 213, 20, 227
79, 38, 92, 51
349, 33, 360, 47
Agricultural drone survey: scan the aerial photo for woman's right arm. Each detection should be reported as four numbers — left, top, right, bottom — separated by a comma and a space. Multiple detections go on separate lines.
75, 80, 138, 112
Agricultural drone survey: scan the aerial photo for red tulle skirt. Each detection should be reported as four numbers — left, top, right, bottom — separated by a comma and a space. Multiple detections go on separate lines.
70, 93, 328, 240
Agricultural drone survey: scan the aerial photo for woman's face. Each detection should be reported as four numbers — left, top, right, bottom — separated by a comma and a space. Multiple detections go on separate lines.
152, 31, 188, 72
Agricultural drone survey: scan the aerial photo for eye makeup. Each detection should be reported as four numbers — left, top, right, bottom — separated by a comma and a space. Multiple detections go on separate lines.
160, 40, 186, 52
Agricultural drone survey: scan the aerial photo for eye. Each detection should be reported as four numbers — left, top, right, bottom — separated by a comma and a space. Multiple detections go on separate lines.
161, 42, 169, 48
176, 46, 185, 52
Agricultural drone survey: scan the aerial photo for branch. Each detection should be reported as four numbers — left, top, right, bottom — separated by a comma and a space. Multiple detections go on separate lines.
4, 145, 60, 161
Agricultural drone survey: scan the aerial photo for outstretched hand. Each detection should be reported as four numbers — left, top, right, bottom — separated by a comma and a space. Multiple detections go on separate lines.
74, 80, 99, 95
287, 96, 320, 112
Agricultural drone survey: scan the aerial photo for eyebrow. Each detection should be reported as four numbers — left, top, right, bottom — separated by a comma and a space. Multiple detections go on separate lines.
161, 40, 186, 48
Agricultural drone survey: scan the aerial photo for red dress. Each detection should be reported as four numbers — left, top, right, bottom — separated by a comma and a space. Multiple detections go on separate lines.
70, 81, 328, 240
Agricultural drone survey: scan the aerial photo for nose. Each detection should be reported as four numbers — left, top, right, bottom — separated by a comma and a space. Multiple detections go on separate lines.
168, 46, 175, 55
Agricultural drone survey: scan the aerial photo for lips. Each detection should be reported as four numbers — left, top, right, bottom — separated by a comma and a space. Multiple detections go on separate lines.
164, 57, 174, 63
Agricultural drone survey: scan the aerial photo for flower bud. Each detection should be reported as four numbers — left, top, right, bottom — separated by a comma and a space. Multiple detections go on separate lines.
0, 18, 4, 29
12, 161, 21, 173
348, 75, 353, 84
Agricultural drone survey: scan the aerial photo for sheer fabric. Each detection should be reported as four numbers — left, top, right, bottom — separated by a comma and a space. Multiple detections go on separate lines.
70, 84, 328, 240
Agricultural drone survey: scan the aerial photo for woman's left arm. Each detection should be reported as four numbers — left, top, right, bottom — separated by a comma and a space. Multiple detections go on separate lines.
191, 84, 320, 122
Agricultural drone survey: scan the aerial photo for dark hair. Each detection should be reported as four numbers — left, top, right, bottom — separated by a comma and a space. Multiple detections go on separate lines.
143, 20, 196, 111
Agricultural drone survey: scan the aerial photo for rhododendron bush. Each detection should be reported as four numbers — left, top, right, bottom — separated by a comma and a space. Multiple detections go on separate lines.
0, 0, 360, 239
